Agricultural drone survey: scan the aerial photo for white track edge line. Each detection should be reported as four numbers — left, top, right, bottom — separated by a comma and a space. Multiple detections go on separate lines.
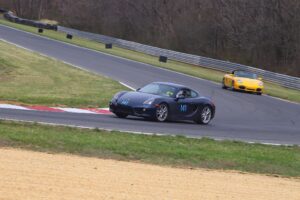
0, 24, 220, 85
1, 24, 299, 105
0, 103, 111, 114
0, 118, 295, 146
0, 104, 31, 110
119, 82, 135, 90
0, 39, 113, 80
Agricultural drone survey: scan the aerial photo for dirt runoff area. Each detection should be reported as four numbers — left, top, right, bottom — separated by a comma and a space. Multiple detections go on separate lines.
0, 148, 299, 200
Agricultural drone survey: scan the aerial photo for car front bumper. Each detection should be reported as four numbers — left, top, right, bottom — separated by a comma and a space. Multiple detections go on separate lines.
234, 84, 263, 93
109, 102, 156, 118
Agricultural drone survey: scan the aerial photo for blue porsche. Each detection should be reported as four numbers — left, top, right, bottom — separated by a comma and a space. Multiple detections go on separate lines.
109, 82, 216, 124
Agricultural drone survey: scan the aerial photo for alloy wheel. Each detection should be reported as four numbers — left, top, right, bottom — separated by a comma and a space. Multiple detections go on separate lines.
156, 104, 168, 122
201, 106, 212, 124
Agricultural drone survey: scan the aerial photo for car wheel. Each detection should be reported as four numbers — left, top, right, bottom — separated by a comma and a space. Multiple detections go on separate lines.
222, 79, 227, 89
115, 112, 128, 118
194, 106, 212, 125
256, 92, 262, 95
156, 103, 169, 122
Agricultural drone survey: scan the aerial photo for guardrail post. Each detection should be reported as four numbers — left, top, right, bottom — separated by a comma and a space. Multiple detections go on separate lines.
0, 8, 8, 13
66, 34, 73, 40
2, 9, 299, 90
105, 43, 112, 49
159, 56, 168, 63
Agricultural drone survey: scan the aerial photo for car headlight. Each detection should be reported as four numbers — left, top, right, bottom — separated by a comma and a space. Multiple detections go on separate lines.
237, 79, 243, 84
143, 98, 155, 105
259, 82, 264, 86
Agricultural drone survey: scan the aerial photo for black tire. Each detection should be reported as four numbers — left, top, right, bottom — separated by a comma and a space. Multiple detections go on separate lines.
115, 112, 128, 118
256, 92, 262, 96
155, 103, 169, 122
194, 106, 212, 125
222, 78, 227, 89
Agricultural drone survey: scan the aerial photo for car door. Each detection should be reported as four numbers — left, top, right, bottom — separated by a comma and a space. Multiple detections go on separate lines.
173, 89, 198, 119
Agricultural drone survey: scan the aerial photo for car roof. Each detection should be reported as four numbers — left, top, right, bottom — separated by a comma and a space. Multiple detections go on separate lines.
232, 70, 255, 74
146, 82, 200, 96
152, 82, 187, 89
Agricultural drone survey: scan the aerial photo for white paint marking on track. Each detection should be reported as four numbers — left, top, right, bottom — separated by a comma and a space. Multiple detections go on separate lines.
264, 94, 300, 105
0, 38, 111, 79
119, 82, 135, 90
0, 24, 221, 87
0, 103, 111, 115
1, 25, 299, 105
53, 108, 98, 114
0, 118, 296, 147
0, 104, 31, 110
0, 38, 36, 52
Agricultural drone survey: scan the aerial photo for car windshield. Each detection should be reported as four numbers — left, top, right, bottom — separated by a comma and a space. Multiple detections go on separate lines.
234, 71, 258, 79
139, 83, 179, 98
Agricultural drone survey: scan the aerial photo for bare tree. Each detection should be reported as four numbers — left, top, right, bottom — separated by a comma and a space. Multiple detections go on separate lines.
1, 0, 299, 76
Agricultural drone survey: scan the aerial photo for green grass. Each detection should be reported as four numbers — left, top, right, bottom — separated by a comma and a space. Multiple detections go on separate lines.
1, 17, 299, 103
0, 18, 299, 103
0, 40, 126, 107
0, 120, 299, 177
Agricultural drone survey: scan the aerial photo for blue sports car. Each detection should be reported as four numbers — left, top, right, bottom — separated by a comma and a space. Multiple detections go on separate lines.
109, 82, 216, 124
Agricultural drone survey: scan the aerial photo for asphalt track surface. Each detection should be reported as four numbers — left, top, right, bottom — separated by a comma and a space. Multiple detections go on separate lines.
1, 25, 300, 145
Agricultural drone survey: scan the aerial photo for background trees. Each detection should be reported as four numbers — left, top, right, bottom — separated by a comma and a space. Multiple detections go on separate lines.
0, 0, 48, 19
0, 0, 299, 76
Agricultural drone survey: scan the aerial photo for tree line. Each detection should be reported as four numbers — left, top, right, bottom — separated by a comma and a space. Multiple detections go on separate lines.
1, 0, 299, 76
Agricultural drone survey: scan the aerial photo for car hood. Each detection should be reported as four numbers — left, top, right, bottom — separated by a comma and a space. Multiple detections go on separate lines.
234, 77, 262, 86
117, 92, 161, 106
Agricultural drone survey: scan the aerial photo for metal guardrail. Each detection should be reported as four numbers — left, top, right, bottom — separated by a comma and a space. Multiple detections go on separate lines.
58, 26, 300, 90
1, 9, 299, 90
0, 8, 8, 13
3, 11, 57, 30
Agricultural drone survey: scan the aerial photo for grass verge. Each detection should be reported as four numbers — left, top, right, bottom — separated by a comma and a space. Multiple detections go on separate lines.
0, 40, 126, 107
0, 120, 299, 177
0, 17, 299, 103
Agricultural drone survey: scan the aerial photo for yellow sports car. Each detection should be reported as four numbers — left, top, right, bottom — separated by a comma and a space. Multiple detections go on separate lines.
222, 70, 264, 95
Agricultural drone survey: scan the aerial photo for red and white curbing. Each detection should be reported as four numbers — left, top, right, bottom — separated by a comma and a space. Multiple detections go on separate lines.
0, 104, 112, 115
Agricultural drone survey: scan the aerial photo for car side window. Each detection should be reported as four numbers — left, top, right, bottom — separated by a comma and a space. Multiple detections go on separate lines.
177, 89, 198, 98
181, 90, 190, 98
191, 90, 198, 98
178, 89, 191, 98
